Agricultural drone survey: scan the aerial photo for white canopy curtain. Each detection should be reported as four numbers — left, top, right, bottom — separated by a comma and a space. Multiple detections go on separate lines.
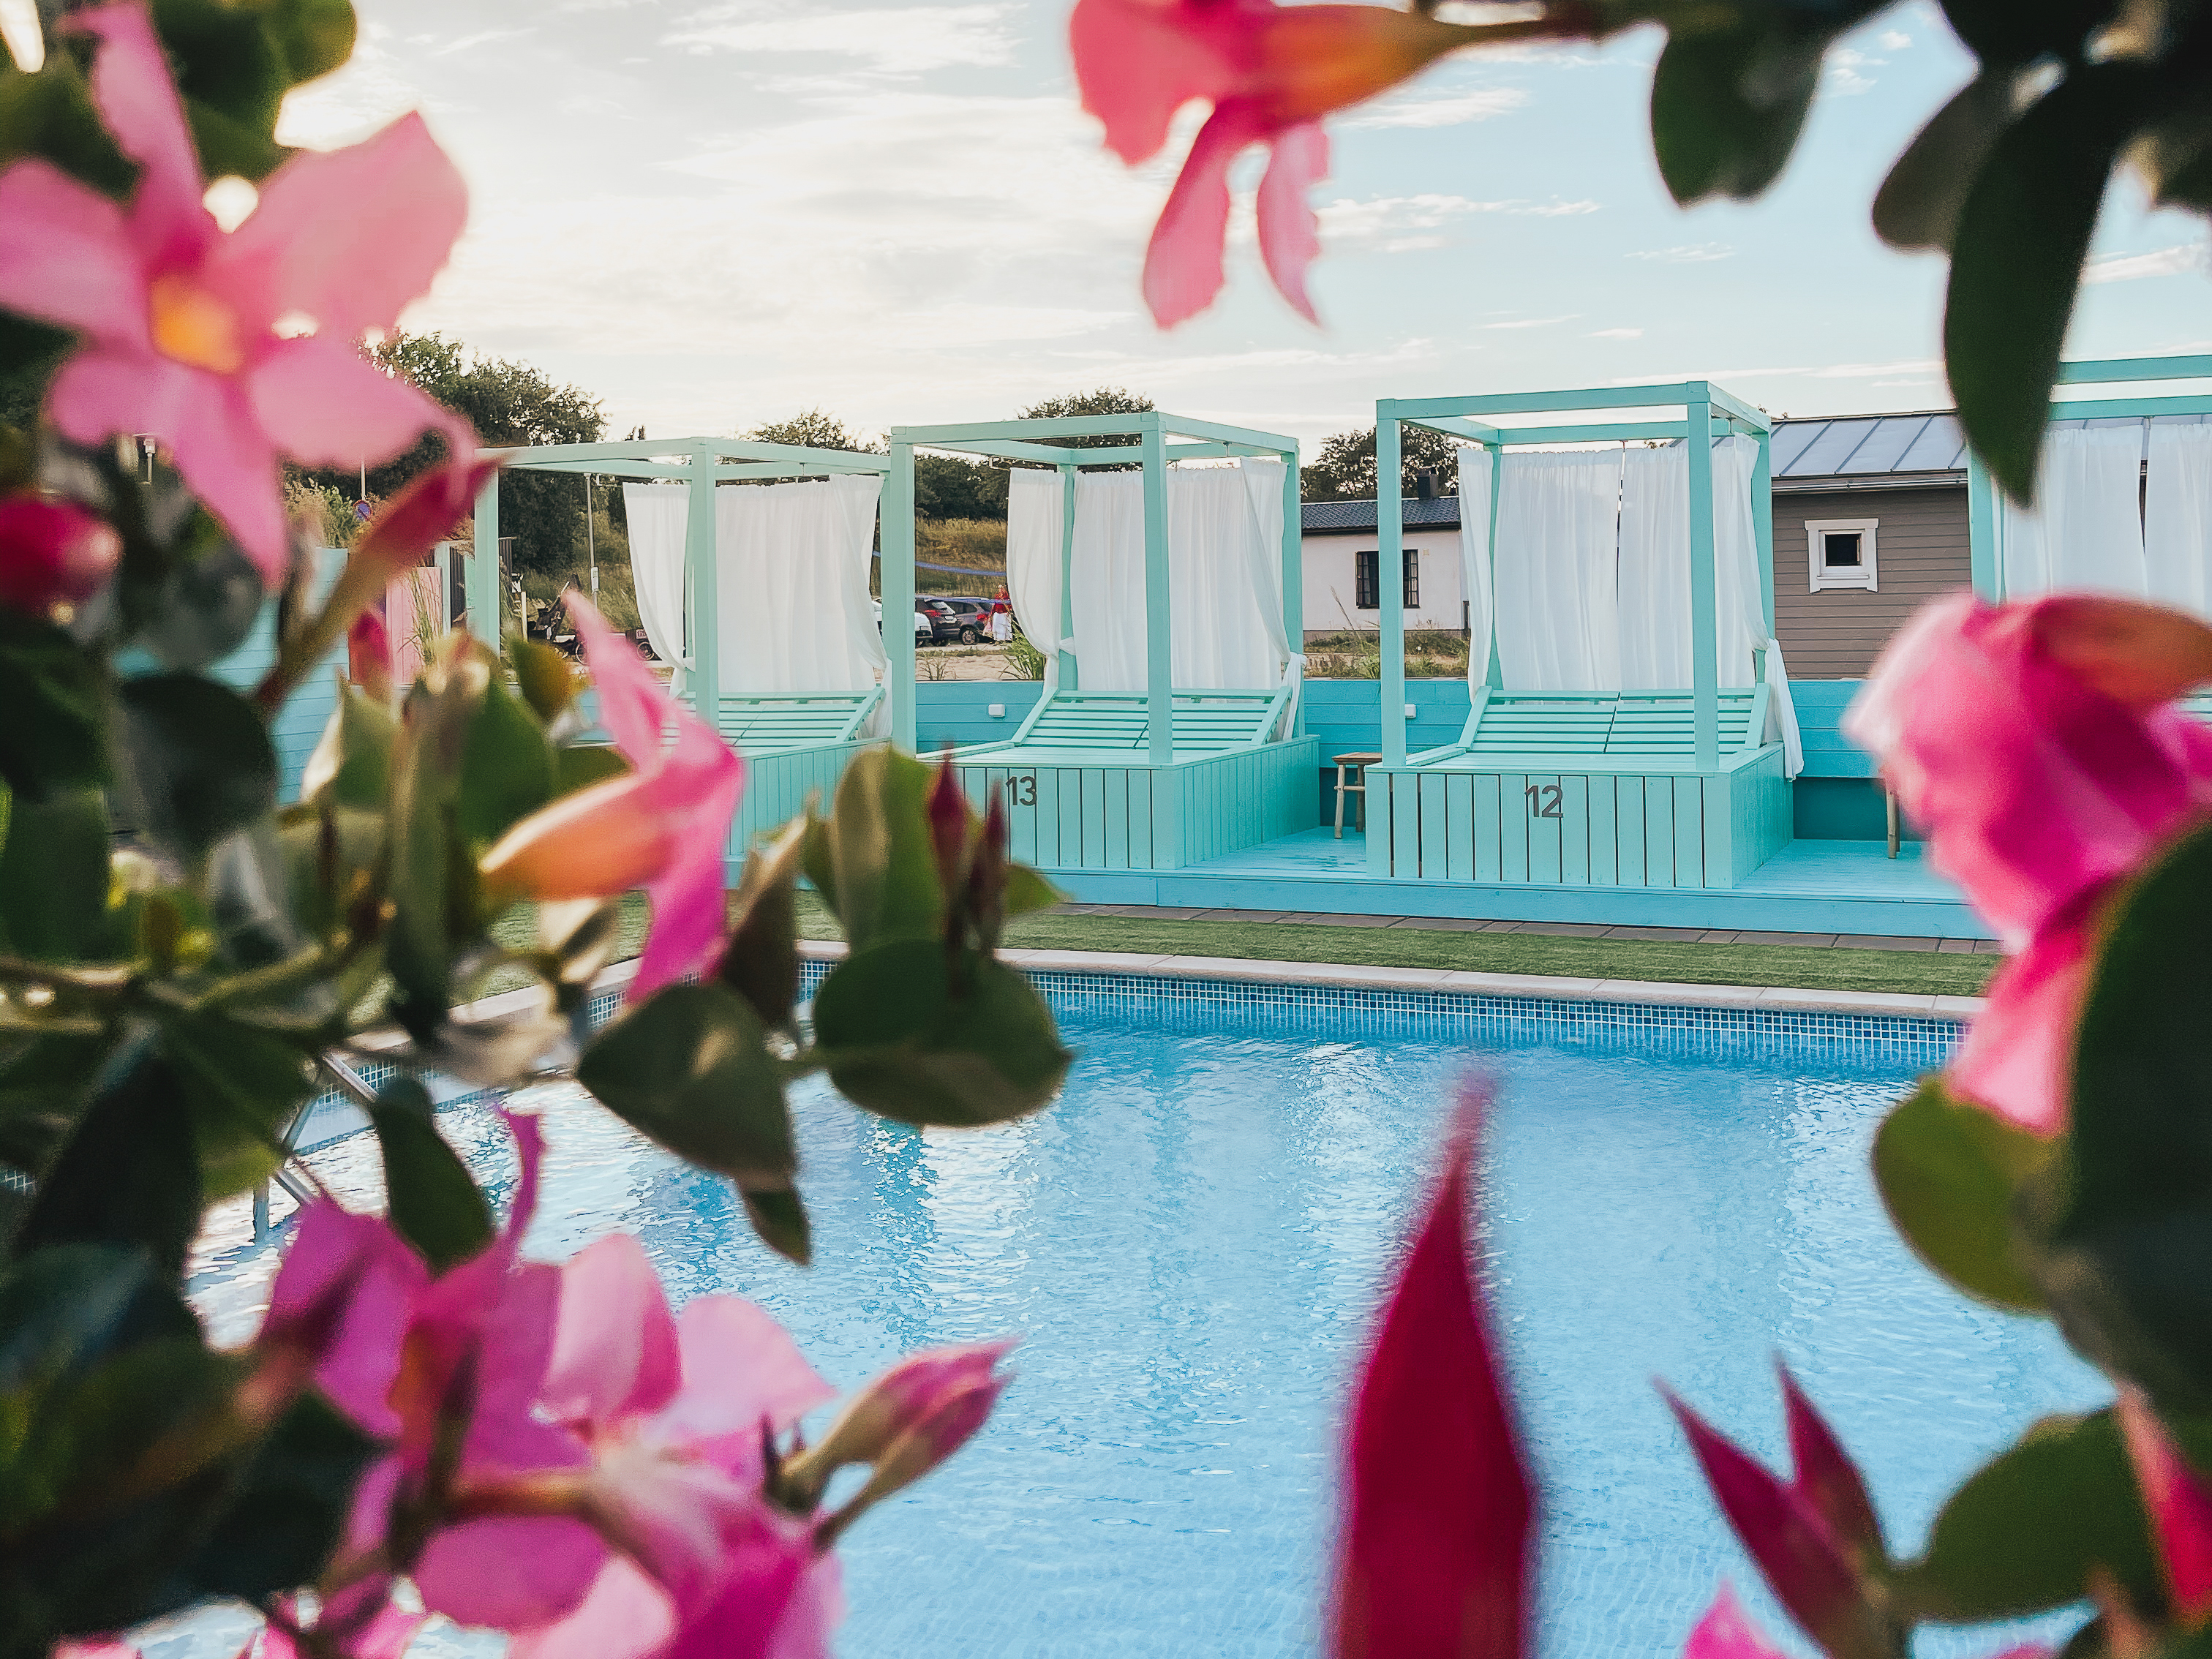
1491, 451, 1623, 691
622, 475, 886, 720
620, 483, 691, 692
1005, 469, 1068, 691
2146, 424, 2212, 618
1063, 461, 1294, 695
1998, 425, 2148, 598
1453, 445, 1495, 697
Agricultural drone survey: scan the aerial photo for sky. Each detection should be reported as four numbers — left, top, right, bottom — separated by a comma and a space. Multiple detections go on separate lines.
268, 0, 2212, 451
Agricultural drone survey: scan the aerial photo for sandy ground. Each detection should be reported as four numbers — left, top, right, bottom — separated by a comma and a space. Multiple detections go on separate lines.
915, 644, 1039, 682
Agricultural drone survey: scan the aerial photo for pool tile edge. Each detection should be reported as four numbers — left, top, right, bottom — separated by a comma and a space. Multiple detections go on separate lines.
795, 940, 1982, 1021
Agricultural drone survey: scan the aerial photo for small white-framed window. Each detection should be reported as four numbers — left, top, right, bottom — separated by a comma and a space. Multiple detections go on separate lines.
1807, 518, 1878, 592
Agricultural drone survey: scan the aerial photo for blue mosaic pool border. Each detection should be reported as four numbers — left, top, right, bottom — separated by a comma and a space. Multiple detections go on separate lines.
794, 958, 1962, 1069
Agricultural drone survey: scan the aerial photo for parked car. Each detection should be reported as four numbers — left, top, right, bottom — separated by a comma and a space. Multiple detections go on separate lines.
919, 597, 991, 644
872, 598, 934, 647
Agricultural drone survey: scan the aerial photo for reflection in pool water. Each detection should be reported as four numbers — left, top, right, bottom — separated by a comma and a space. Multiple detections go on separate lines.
184, 1004, 2102, 1659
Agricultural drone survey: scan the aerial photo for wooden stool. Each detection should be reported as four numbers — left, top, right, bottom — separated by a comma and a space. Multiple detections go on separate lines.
1333, 751, 1381, 838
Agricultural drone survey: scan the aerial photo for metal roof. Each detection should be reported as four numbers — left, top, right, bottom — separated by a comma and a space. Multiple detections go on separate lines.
1768, 412, 1967, 479
1301, 496, 1462, 533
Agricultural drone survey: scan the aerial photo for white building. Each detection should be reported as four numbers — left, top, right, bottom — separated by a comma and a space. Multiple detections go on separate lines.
1298, 494, 1468, 639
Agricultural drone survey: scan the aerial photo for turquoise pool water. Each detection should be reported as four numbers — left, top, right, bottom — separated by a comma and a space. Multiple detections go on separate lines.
186, 984, 2104, 1659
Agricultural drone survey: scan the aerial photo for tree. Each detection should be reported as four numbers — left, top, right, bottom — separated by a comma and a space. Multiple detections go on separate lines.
744, 410, 879, 452
1301, 424, 1464, 503
301, 332, 605, 576
1007, 385, 1155, 473
917, 453, 1008, 519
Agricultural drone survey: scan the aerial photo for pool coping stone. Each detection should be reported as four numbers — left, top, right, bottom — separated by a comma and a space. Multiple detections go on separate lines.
793, 941, 1985, 1020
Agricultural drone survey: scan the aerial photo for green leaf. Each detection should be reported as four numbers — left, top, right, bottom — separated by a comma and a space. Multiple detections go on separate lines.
252, 0, 356, 84
369, 1077, 492, 1274
554, 742, 628, 797
1939, 0, 2129, 65
719, 816, 807, 1032
456, 671, 557, 848
274, 801, 385, 941
116, 674, 278, 862
0, 787, 116, 962
0, 609, 110, 800
740, 1187, 810, 1267
1945, 64, 2148, 503
1873, 1075, 2053, 1311
822, 748, 944, 951
0, 59, 133, 202
1004, 863, 1058, 918
149, 0, 357, 181
130, 533, 263, 672
0, 1034, 110, 1177
12, 1042, 203, 1283
161, 1010, 317, 1197
1872, 71, 2025, 252
512, 638, 579, 723
0, 1245, 197, 1394
301, 681, 395, 811
813, 939, 1070, 1128
2044, 823, 2212, 1410
180, 1389, 377, 1601
1892, 1407, 2162, 1622
579, 982, 797, 1194
386, 647, 488, 1026
1649, 23, 1819, 205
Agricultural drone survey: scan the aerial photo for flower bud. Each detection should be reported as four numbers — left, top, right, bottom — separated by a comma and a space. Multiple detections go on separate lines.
479, 771, 681, 903
784, 1339, 1014, 1516
927, 753, 970, 900
350, 609, 393, 703
0, 497, 121, 617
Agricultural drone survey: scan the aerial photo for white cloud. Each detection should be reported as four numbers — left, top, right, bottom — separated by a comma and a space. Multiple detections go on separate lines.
1317, 194, 1598, 247
663, 4, 1017, 70
1483, 315, 1578, 330
1344, 87, 1530, 129
1628, 243, 1735, 263
2085, 244, 2206, 283
1878, 29, 1911, 48
435, 26, 535, 55
1588, 327, 1643, 339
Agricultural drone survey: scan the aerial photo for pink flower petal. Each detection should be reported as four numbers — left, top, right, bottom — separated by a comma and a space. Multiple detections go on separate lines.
1069, 0, 1252, 164
263, 1201, 427, 1437
1947, 908, 2095, 1137
2120, 1391, 2212, 1622
1664, 1390, 1866, 1658
570, 590, 676, 766
655, 1516, 816, 1659
1255, 121, 1328, 324
207, 113, 467, 340
509, 1557, 677, 1659
50, 350, 289, 584
1685, 1584, 1789, 1659
0, 159, 150, 350
247, 335, 467, 471
1142, 99, 1267, 330
1778, 1364, 1883, 1561
631, 720, 745, 998
542, 1233, 685, 1429
0, 498, 122, 616
1330, 1094, 1534, 1659
414, 1515, 610, 1631
766, 1557, 843, 1659
652, 1295, 835, 1446
63, 5, 212, 268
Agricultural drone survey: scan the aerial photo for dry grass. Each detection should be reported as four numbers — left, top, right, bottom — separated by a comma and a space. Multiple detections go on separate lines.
1303, 629, 1472, 679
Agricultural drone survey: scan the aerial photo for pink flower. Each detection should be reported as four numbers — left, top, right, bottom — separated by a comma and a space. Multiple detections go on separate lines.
479, 592, 744, 1000
1070, 0, 1480, 326
0, 497, 120, 616
0, 3, 470, 585
1843, 592, 2212, 1135
350, 609, 393, 702
1682, 1586, 2049, 1659
2120, 1391, 2212, 1625
1662, 1369, 1889, 1659
1328, 1091, 1535, 1659
502, 1234, 844, 1659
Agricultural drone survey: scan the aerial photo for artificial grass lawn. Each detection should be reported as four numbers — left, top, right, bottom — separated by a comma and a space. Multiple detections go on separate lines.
492, 892, 1993, 999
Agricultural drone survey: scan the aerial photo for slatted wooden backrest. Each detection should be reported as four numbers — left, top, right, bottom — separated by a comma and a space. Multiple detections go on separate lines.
1463, 689, 1765, 760
1008, 689, 1287, 754
715, 688, 880, 750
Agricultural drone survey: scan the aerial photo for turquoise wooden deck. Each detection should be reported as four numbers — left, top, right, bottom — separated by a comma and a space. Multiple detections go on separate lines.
947, 686, 1318, 868
1366, 688, 1792, 889
1031, 827, 1978, 937
718, 689, 884, 848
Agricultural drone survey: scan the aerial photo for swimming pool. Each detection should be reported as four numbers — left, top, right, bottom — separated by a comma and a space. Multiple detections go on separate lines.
187, 977, 2106, 1659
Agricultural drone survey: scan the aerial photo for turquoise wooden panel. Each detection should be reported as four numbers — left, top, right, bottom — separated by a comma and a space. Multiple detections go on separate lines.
1104, 770, 1129, 867
1497, 772, 1527, 883
914, 683, 1045, 751
1673, 776, 1706, 890
1129, 767, 1153, 866
1643, 780, 1675, 889
1443, 774, 1473, 883
1151, 767, 1181, 868
1527, 773, 1563, 884
1391, 770, 1420, 876
1036, 766, 1066, 866
1704, 773, 1736, 890
1588, 776, 1618, 886
1059, 766, 1086, 865
1472, 772, 1500, 881
1418, 772, 1447, 879
1561, 774, 1590, 884
1614, 778, 1645, 887
1788, 680, 1876, 779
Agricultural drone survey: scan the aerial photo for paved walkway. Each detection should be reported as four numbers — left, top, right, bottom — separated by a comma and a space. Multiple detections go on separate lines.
1052, 903, 2001, 955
